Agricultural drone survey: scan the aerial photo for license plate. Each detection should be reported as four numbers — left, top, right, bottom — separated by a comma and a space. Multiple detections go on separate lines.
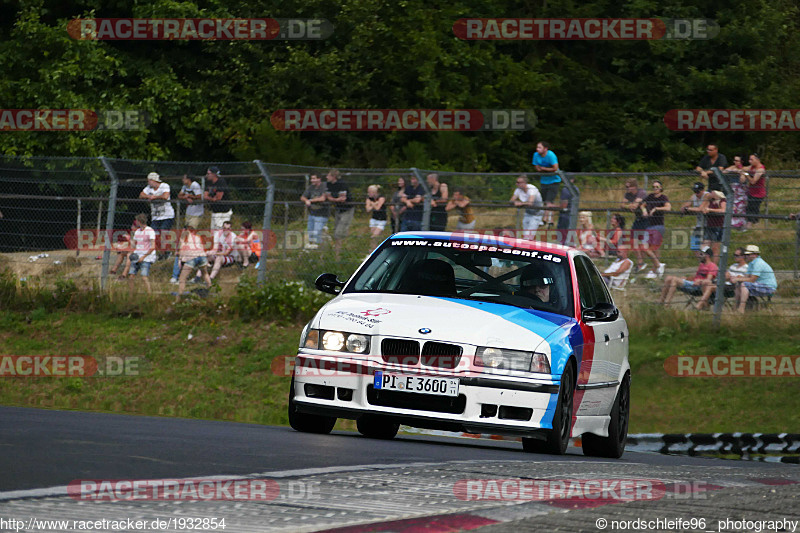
373, 372, 459, 397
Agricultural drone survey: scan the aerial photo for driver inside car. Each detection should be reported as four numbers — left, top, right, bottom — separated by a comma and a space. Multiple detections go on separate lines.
519, 269, 556, 304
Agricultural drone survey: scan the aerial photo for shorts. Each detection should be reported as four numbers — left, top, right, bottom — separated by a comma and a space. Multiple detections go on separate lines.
210, 210, 233, 230
704, 226, 723, 242
212, 255, 235, 267
540, 183, 559, 203
128, 260, 152, 276
333, 208, 355, 240
646, 226, 664, 248
369, 218, 387, 231
631, 218, 649, 231
151, 218, 174, 231
184, 215, 203, 229
185, 256, 208, 269
681, 279, 701, 292
457, 220, 476, 230
742, 282, 775, 298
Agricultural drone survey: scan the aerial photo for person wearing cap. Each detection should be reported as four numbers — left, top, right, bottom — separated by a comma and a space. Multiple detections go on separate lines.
657, 246, 717, 306
700, 189, 726, 264
695, 247, 748, 310
139, 172, 175, 259
681, 182, 708, 254
204, 166, 232, 230
732, 244, 777, 313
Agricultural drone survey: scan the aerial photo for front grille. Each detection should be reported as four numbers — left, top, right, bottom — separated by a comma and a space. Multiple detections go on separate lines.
381, 339, 420, 365
421, 342, 462, 369
366, 385, 466, 414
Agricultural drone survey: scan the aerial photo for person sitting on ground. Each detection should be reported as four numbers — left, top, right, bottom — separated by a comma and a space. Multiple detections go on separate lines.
732, 244, 777, 314
657, 246, 717, 306
695, 247, 748, 310
365, 184, 387, 249
197, 220, 236, 282
445, 187, 476, 230
235, 221, 261, 268
577, 211, 603, 258
602, 247, 633, 290
110, 221, 136, 277
176, 223, 212, 302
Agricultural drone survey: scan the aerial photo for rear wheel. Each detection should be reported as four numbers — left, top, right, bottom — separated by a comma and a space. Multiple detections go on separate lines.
356, 415, 399, 440
522, 362, 575, 455
582, 373, 630, 458
288, 377, 336, 434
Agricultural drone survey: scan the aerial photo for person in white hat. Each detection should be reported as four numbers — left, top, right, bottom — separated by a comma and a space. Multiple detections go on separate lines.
731, 244, 777, 313
139, 171, 175, 259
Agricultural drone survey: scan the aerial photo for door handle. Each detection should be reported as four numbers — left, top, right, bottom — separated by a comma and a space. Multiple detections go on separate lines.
620, 331, 625, 339
604, 334, 610, 343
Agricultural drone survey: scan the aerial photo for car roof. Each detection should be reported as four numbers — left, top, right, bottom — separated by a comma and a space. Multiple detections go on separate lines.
387, 231, 579, 257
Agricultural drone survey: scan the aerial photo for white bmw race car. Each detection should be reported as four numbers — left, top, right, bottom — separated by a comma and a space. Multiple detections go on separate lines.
289, 232, 630, 457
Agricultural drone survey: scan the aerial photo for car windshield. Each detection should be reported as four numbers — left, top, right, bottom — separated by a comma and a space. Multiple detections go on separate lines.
345, 238, 574, 316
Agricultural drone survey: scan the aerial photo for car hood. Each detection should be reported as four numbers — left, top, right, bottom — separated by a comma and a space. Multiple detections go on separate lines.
316, 293, 574, 353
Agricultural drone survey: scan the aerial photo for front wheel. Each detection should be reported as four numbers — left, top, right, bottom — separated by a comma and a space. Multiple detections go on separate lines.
356, 415, 399, 439
288, 378, 336, 434
522, 362, 575, 455
582, 373, 630, 458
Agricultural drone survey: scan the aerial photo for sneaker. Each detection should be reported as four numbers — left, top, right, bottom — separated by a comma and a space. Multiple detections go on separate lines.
645, 270, 658, 279
169, 277, 179, 284
657, 262, 666, 278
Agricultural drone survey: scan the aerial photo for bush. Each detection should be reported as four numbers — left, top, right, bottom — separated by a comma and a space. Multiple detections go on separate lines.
232, 275, 333, 324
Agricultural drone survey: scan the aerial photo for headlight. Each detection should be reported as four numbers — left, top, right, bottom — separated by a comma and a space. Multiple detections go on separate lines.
315, 330, 371, 354
475, 347, 550, 374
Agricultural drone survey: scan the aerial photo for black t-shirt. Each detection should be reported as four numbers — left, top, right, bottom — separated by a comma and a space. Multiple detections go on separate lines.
327, 180, 352, 212
643, 193, 669, 227
370, 196, 387, 221
404, 184, 425, 221
697, 153, 728, 190
206, 177, 230, 213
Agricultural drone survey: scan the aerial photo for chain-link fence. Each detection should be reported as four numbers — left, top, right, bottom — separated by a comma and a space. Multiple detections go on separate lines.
1, 156, 798, 317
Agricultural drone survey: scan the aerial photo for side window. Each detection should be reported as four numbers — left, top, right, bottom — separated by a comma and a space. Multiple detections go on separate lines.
573, 257, 596, 309
581, 257, 613, 305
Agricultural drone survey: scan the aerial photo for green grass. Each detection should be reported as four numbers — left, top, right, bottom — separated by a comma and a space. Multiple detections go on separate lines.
1, 307, 798, 434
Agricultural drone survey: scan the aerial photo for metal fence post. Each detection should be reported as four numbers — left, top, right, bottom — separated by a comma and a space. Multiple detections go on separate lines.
411, 168, 430, 231
559, 171, 580, 229
76, 199, 81, 258
99, 157, 119, 290
254, 160, 274, 286
794, 217, 800, 280
711, 168, 733, 327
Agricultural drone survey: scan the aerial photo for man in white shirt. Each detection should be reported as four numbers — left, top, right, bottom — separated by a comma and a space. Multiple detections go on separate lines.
127, 213, 157, 294
510, 175, 544, 239
139, 172, 174, 259
178, 174, 204, 229
602, 248, 633, 290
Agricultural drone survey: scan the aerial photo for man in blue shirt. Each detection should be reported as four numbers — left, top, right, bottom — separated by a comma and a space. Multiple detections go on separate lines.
733, 244, 777, 313
532, 141, 560, 227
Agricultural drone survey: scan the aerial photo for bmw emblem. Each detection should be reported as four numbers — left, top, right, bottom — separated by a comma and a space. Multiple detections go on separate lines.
419, 328, 431, 334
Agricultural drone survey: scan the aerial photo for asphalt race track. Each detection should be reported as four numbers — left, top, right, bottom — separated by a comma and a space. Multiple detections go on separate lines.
1, 407, 797, 532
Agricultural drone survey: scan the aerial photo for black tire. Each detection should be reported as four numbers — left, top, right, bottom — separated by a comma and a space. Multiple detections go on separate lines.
522, 362, 575, 455
582, 373, 630, 458
288, 378, 336, 434
357, 415, 400, 440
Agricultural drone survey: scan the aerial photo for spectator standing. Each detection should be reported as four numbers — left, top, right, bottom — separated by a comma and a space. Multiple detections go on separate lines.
300, 173, 328, 249
557, 176, 575, 230
204, 166, 232, 230
400, 175, 424, 231
695, 247, 748, 310
724, 155, 748, 230
742, 154, 767, 229
426, 173, 449, 231
389, 177, 407, 234
175, 223, 211, 301
531, 141, 560, 227
178, 173, 204, 229
642, 180, 670, 279
695, 144, 728, 191
602, 247, 633, 289
621, 178, 648, 272
577, 211, 602, 258
701, 189, 726, 264
733, 244, 777, 313
365, 185, 387, 249
657, 246, 717, 305
446, 188, 476, 230
127, 213, 157, 294
598, 213, 625, 257
139, 172, 175, 259
681, 182, 708, 254
510, 175, 544, 239
325, 169, 354, 256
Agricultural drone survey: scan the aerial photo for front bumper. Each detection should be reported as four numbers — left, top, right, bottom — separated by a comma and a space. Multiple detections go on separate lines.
291, 351, 560, 436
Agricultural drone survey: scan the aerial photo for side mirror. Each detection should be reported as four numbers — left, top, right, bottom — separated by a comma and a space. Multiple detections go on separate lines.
315, 273, 345, 295
582, 302, 619, 322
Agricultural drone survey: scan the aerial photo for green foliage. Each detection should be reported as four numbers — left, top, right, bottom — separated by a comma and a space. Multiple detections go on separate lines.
232, 275, 333, 323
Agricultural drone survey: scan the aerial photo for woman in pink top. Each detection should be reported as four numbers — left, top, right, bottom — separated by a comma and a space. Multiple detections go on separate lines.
742, 153, 766, 229
176, 224, 211, 301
